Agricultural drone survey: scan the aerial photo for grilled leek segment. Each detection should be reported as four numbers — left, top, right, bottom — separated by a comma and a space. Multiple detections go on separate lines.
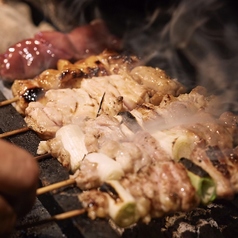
100, 180, 139, 228
55, 124, 88, 172
187, 171, 216, 204
85, 153, 124, 182
179, 158, 216, 204
151, 128, 200, 161
172, 132, 199, 161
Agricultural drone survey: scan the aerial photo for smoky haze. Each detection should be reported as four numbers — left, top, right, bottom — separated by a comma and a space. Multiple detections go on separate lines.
23, 0, 238, 112
120, 0, 238, 113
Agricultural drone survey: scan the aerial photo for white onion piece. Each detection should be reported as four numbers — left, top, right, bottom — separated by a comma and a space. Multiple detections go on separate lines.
115, 150, 132, 172
151, 128, 199, 161
172, 131, 200, 161
56, 124, 88, 172
37, 141, 49, 154
85, 153, 124, 182
151, 130, 178, 158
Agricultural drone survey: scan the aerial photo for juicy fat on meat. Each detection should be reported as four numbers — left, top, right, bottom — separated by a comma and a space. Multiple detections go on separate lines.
130, 66, 185, 105
80, 74, 149, 110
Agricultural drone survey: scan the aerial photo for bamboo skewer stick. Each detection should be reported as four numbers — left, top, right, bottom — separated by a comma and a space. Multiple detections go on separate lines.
0, 96, 19, 106
37, 178, 76, 196
0, 127, 29, 138
35, 153, 51, 161
15, 208, 86, 230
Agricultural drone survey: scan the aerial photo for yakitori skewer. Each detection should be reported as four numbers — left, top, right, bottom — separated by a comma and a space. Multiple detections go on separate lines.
35, 151, 127, 196
0, 127, 29, 138
0, 96, 19, 107
15, 208, 86, 230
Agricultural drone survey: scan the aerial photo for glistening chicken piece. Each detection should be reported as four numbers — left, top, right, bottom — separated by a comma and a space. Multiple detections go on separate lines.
0, 20, 121, 82
11, 50, 139, 114
25, 68, 185, 138
129, 86, 219, 131
25, 86, 123, 139
24, 73, 146, 138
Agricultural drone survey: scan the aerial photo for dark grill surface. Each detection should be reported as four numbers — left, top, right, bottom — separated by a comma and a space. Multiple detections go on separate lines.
1, 90, 238, 238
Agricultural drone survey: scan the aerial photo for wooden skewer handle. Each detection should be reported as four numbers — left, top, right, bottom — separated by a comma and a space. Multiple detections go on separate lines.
0, 96, 19, 106
37, 178, 76, 196
52, 209, 86, 220
35, 153, 51, 161
0, 127, 29, 138
15, 208, 86, 230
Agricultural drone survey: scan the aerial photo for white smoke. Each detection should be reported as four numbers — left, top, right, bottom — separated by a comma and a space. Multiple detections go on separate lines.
121, 0, 238, 112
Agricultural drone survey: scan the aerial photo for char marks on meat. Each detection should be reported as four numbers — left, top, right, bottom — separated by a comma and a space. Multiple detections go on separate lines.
11, 50, 140, 114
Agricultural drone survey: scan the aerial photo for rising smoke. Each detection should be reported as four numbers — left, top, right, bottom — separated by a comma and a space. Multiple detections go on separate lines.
24, 0, 238, 112
116, 0, 238, 113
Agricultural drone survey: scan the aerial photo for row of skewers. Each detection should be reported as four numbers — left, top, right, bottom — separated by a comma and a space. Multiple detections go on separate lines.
0, 50, 238, 232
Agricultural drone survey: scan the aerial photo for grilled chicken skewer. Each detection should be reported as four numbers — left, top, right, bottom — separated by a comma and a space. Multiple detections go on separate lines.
0, 50, 136, 109
21, 66, 185, 139
35, 101, 237, 198
9, 50, 140, 114
9, 74, 237, 230
24, 84, 214, 140
1, 50, 185, 118
1, 49, 237, 229
28, 141, 238, 230
0, 51, 186, 141
59, 146, 238, 228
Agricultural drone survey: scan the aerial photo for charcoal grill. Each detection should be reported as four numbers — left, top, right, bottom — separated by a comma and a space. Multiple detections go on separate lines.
1, 90, 238, 238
